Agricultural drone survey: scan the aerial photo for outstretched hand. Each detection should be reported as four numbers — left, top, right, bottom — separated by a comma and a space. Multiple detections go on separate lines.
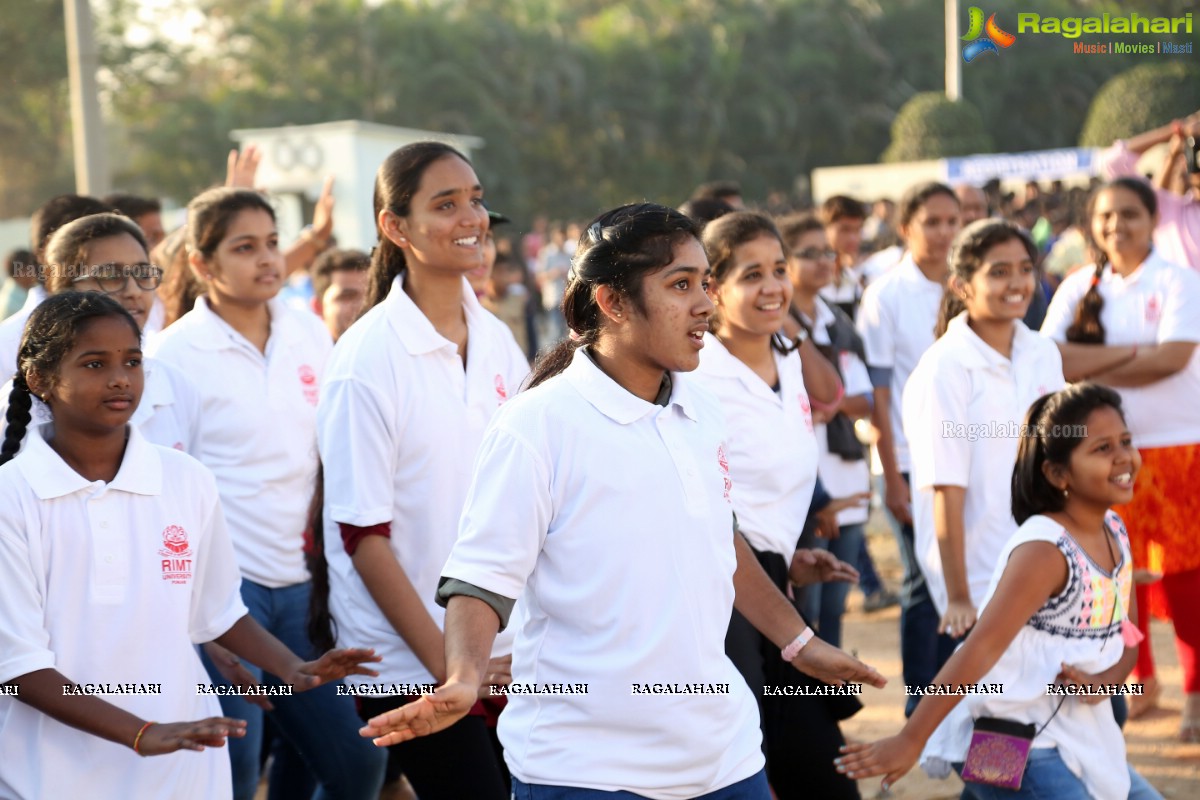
789, 548, 859, 588
310, 176, 335, 241
136, 717, 247, 756
791, 637, 886, 689
835, 733, 923, 791
287, 648, 381, 692
359, 680, 478, 746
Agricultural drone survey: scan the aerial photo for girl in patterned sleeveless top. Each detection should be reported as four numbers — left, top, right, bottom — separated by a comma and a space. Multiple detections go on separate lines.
837, 383, 1162, 799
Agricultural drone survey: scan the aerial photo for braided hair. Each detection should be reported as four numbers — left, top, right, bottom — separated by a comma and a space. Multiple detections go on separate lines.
1, 292, 140, 465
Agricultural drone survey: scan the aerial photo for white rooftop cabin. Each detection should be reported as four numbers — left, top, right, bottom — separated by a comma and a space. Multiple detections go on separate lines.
231, 120, 484, 251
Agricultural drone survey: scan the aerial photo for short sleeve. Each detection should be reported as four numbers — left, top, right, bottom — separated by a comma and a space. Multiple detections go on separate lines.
857, 282, 895, 370
189, 471, 249, 643
903, 355, 970, 491
318, 377, 397, 527
0, 490, 55, 682
1157, 267, 1200, 344
1039, 269, 1093, 343
840, 351, 873, 398
442, 425, 551, 601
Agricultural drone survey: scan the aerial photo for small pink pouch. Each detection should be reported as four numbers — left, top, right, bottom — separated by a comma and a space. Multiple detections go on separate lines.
960, 717, 1036, 790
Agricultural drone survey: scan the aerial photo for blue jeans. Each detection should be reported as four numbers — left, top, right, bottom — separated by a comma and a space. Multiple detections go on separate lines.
884, 473, 957, 716
954, 749, 1162, 799
201, 580, 386, 800
510, 769, 770, 799
856, 535, 883, 596
800, 523, 864, 649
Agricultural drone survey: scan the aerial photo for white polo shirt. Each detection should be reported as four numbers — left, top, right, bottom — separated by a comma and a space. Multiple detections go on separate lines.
856, 254, 945, 472
1041, 252, 1200, 449
0, 358, 203, 455
693, 333, 817, 558
806, 299, 873, 527
903, 314, 1065, 614
0, 425, 246, 800
152, 297, 332, 588
318, 275, 529, 689
442, 348, 763, 799
0, 286, 47, 376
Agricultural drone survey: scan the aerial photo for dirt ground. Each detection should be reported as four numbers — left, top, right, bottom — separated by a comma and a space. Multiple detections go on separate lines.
840, 519, 1200, 799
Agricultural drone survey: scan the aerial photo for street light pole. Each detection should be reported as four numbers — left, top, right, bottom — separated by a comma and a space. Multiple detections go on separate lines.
945, 0, 961, 101
64, 0, 109, 195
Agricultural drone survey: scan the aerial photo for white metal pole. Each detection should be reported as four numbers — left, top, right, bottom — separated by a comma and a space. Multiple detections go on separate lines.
64, 0, 109, 195
945, 0, 961, 102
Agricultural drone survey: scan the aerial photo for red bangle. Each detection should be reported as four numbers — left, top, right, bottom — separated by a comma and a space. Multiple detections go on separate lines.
809, 379, 846, 415
133, 721, 154, 755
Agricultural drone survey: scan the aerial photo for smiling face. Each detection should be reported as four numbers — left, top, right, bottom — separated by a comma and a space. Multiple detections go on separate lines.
32, 314, 144, 437
712, 233, 792, 339
71, 232, 156, 328
1047, 405, 1140, 510
902, 193, 961, 269
620, 236, 714, 374
387, 155, 490, 277
957, 237, 1036, 323
787, 229, 836, 295
194, 208, 283, 306
1090, 186, 1155, 267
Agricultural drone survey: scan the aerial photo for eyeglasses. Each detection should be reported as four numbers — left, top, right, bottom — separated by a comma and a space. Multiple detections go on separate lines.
72, 262, 164, 293
792, 248, 838, 262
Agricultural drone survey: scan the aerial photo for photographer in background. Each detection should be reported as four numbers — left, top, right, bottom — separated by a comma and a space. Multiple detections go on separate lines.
1097, 112, 1200, 270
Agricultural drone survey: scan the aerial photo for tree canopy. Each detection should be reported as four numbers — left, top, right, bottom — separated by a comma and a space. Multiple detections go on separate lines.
4, 0, 1198, 221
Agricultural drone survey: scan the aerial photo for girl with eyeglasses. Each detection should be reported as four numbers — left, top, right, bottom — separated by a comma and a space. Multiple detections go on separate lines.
0, 213, 202, 455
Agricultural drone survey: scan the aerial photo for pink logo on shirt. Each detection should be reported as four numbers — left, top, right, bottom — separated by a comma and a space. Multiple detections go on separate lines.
158, 525, 193, 585
172, 442, 184, 451
1145, 295, 1161, 324
494, 374, 508, 403
298, 365, 319, 406
717, 444, 732, 503
799, 395, 813, 433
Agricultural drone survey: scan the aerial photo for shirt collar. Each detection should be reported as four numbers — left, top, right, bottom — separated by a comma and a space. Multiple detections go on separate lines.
699, 333, 784, 404
1102, 249, 1166, 288
564, 346, 700, 424
16, 424, 162, 500
384, 274, 485, 356
942, 312, 1039, 369
184, 295, 296, 353
897, 253, 948, 291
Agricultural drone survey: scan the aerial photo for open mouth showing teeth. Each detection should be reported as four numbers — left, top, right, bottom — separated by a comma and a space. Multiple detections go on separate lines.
1112, 473, 1132, 487
1004, 294, 1024, 303
758, 302, 783, 311
454, 236, 479, 246
688, 330, 705, 341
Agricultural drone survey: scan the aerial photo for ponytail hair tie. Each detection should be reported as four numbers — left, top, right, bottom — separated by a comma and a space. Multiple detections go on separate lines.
587, 222, 603, 244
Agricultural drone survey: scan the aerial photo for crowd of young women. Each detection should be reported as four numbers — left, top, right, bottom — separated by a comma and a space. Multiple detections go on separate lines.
0, 139, 1193, 800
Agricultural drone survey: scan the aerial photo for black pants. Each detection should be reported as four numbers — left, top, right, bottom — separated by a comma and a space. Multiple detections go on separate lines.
357, 696, 509, 800
725, 547, 861, 800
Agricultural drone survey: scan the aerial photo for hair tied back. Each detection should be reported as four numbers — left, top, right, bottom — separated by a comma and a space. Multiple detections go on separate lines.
588, 222, 603, 244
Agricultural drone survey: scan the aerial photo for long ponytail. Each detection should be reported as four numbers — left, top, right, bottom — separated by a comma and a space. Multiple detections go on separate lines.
0, 374, 33, 466
305, 462, 337, 653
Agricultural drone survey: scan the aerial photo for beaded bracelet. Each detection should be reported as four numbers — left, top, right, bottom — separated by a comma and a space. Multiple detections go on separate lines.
133, 721, 155, 756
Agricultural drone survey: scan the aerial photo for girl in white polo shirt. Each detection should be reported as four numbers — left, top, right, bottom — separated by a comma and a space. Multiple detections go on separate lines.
358, 203, 885, 800
0, 292, 380, 800
856, 181, 961, 715
1041, 177, 1200, 738
903, 219, 1065, 644
314, 142, 527, 799
152, 188, 386, 799
0, 213, 201, 453
696, 210, 864, 800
